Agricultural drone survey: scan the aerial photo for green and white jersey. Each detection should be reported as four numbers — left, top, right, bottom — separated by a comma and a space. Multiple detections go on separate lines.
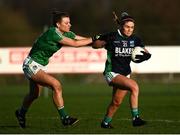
29, 26, 76, 66
100, 29, 144, 76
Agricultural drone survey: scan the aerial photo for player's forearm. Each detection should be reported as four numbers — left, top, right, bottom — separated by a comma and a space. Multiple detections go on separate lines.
60, 37, 92, 47
75, 35, 88, 40
74, 38, 93, 47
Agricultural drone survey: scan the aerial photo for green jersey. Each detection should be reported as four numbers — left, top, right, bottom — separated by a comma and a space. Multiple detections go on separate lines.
29, 26, 76, 66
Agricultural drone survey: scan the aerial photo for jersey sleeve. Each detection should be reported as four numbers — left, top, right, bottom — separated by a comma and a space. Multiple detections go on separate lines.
63, 31, 76, 39
54, 28, 64, 42
53, 29, 76, 42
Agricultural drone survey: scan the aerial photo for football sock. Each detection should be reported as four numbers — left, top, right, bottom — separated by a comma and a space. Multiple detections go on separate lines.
19, 106, 28, 116
131, 108, 139, 119
58, 106, 69, 119
103, 116, 112, 124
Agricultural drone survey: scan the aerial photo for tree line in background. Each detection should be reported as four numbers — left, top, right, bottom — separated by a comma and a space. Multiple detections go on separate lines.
0, 0, 180, 46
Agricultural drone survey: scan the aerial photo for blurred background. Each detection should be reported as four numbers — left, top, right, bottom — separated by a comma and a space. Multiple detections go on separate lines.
0, 0, 180, 46
0, 0, 180, 84
0, 0, 180, 133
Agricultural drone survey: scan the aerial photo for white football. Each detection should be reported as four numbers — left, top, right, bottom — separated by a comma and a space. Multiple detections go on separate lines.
131, 46, 145, 62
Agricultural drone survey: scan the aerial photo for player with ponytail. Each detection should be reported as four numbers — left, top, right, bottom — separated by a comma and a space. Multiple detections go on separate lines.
92, 11, 151, 128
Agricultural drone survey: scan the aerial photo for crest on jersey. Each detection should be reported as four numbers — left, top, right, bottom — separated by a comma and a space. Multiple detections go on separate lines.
33, 65, 38, 70
130, 40, 135, 47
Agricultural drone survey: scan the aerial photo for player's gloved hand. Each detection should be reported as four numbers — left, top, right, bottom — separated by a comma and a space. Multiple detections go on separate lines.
135, 51, 151, 63
92, 35, 101, 42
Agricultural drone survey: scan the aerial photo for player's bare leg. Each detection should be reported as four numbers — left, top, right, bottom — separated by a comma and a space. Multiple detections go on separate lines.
30, 70, 79, 126
101, 88, 127, 128
111, 74, 146, 126
107, 88, 128, 117
100, 74, 146, 128
110, 75, 138, 108
16, 70, 78, 128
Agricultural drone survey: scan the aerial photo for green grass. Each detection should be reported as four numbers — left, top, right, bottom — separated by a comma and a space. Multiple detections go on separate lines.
0, 81, 180, 134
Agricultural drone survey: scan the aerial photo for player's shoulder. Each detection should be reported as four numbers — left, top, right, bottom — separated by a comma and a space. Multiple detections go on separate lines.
47, 26, 56, 32
131, 33, 145, 41
45, 26, 60, 36
130, 34, 144, 46
130, 34, 141, 40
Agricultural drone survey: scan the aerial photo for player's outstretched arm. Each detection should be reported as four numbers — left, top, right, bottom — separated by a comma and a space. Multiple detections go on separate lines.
75, 35, 89, 40
59, 36, 92, 47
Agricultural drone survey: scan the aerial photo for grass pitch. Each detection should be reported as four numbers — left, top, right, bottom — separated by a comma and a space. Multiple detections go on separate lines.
0, 80, 180, 134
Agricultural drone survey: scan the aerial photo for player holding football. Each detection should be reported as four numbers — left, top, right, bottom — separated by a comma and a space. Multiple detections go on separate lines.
92, 12, 151, 128
15, 11, 98, 128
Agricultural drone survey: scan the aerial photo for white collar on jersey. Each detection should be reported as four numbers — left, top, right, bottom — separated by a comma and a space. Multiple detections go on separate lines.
117, 29, 123, 37
117, 29, 129, 38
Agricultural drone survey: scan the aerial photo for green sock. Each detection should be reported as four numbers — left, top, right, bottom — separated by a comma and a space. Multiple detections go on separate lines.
131, 108, 139, 118
103, 116, 112, 124
58, 106, 68, 119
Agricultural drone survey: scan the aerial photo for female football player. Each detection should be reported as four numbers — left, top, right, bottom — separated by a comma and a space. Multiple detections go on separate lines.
92, 12, 151, 128
15, 11, 96, 128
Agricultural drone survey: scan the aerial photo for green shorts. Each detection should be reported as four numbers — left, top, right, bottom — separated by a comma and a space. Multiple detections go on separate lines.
22, 56, 47, 79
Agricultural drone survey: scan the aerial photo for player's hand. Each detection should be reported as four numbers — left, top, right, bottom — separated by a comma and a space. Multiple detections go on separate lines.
135, 51, 151, 63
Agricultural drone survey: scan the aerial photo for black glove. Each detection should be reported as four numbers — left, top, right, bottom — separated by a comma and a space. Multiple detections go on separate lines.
135, 51, 151, 63
92, 35, 101, 42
